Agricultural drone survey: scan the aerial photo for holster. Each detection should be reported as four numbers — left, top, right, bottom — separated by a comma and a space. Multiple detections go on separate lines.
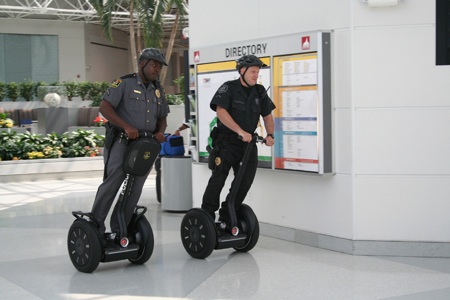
207, 127, 220, 170
104, 122, 119, 150
207, 145, 219, 171
210, 126, 219, 147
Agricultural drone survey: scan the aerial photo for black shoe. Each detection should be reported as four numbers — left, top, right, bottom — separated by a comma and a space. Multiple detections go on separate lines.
103, 232, 118, 246
218, 209, 230, 224
203, 211, 215, 222
101, 236, 107, 248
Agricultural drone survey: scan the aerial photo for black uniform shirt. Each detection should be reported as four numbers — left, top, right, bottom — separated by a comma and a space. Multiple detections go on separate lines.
210, 79, 275, 134
104, 73, 170, 132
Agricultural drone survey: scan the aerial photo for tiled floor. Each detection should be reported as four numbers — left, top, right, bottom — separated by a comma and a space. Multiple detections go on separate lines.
1, 176, 450, 300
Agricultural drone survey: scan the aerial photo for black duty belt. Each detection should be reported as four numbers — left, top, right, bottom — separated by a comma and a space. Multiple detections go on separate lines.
218, 132, 243, 145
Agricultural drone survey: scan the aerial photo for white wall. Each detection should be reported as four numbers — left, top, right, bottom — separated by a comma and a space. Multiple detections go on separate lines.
83, 24, 131, 83
351, 1, 450, 242
189, 0, 450, 243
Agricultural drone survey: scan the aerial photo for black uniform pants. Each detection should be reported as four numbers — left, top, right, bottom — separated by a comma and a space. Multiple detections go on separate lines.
201, 141, 258, 220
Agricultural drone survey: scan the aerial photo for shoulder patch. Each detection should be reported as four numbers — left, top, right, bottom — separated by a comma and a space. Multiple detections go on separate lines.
110, 79, 122, 88
218, 84, 228, 93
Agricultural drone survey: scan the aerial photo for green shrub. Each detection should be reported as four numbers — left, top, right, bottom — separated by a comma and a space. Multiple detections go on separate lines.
19, 80, 35, 101
61, 81, 79, 101
62, 129, 104, 157
173, 75, 185, 92
90, 81, 109, 107
0, 131, 21, 160
0, 82, 5, 102
6, 82, 20, 101
78, 81, 93, 101
33, 81, 48, 99
166, 93, 184, 105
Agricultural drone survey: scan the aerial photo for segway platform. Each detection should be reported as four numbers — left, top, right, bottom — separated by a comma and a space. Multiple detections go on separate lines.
181, 134, 263, 259
68, 134, 160, 273
181, 204, 260, 259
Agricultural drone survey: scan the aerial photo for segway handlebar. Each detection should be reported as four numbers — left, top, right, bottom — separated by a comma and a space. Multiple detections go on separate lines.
119, 131, 155, 143
138, 131, 155, 138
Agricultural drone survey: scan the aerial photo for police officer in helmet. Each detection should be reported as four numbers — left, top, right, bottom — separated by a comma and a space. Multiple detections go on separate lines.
90, 48, 169, 239
201, 54, 276, 221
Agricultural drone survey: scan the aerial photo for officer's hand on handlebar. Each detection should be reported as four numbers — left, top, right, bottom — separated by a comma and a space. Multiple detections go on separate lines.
154, 132, 165, 143
124, 126, 139, 140
265, 135, 275, 146
238, 131, 252, 143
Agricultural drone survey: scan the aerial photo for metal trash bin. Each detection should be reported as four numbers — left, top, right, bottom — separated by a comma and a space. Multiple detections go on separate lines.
161, 156, 193, 211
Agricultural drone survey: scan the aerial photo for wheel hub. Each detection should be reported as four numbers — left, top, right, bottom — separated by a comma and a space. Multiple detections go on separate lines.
75, 238, 85, 255
189, 226, 200, 243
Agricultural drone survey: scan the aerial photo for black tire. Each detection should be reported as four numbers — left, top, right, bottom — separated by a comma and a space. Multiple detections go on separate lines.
180, 208, 217, 259
67, 219, 102, 273
128, 215, 154, 264
234, 204, 259, 252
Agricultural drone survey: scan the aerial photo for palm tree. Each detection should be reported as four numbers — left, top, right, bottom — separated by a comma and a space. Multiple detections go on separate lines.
92, 0, 187, 81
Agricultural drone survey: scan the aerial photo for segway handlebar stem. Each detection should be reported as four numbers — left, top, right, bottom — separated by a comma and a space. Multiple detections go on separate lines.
227, 133, 264, 232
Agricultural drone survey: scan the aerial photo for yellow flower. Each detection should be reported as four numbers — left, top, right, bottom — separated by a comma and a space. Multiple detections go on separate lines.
1, 118, 14, 128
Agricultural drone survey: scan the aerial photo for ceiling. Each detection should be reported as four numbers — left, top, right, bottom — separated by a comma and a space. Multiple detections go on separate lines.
0, 0, 189, 49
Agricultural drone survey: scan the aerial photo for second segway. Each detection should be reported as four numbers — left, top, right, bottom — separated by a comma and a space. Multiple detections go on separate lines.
67, 132, 160, 273
180, 134, 263, 259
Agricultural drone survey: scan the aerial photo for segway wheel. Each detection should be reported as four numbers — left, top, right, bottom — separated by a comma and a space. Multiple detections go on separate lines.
67, 219, 102, 273
180, 208, 217, 259
128, 215, 154, 264
234, 204, 260, 252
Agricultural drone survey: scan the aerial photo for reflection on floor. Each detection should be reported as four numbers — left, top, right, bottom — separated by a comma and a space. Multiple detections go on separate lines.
1, 176, 450, 300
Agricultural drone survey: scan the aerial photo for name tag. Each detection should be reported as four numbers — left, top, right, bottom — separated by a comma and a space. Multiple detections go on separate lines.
134, 90, 141, 94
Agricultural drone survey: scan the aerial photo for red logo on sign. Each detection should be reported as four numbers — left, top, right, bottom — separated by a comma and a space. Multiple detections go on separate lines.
194, 51, 200, 62
302, 36, 310, 50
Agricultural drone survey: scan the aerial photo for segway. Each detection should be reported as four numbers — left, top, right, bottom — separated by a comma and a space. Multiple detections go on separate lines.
67, 132, 160, 273
180, 134, 263, 259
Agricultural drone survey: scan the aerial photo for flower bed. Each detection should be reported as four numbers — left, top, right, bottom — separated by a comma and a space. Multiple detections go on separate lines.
0, 129, 104, 161
0, 112, 15, 128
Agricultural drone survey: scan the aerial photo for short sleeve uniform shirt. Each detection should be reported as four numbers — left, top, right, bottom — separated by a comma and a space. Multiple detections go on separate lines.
104, 73, 170, 132
210, 79, 275, 134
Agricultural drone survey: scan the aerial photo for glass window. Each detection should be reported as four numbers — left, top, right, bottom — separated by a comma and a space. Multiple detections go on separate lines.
0, 34, 58, 82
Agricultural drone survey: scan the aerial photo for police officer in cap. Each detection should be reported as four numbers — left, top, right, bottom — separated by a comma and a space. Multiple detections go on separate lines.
90, 48, 170, 237
202, 55, 276, 221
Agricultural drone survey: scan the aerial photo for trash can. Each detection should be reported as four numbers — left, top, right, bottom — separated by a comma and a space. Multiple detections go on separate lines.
161, 156, 193, 211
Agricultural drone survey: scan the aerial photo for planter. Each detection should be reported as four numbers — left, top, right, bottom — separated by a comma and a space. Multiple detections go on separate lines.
68, 126, 105, 136
0, 156, 104, 182
0, 127, 29, 134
